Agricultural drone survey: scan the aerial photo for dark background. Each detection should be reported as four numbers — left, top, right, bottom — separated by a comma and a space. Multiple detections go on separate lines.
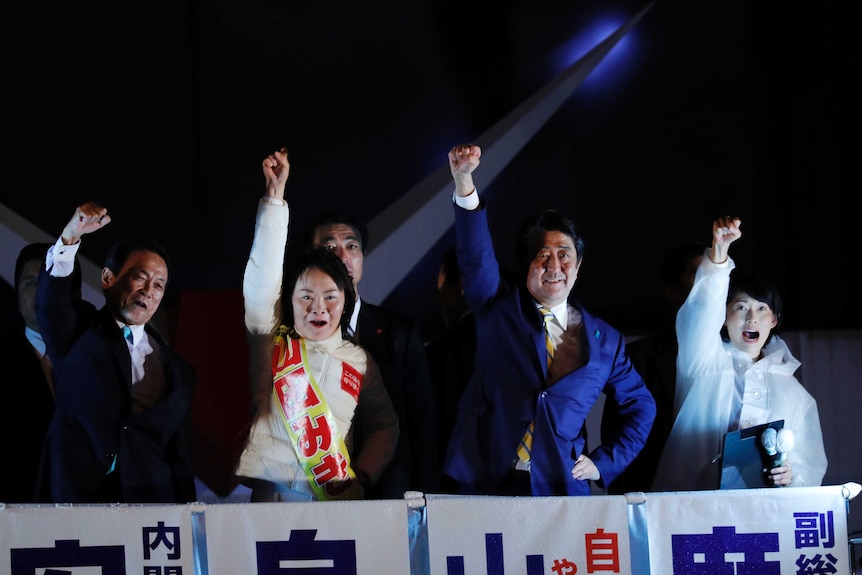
3, 0, 859, 340
1, 2, 860, 529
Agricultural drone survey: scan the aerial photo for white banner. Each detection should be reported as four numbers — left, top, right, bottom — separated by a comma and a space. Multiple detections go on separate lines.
426, 494, 631, 575
202, 500, 411, 575
0, 503, 197, 575
645, 486, 850, 575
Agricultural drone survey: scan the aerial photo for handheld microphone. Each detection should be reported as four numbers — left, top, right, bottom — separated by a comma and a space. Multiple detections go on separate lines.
761, 427, 781, 469
776, 428, 795, 465
761, 427, 795, 487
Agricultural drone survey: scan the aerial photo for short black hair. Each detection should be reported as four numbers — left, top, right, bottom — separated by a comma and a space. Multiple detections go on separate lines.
103, 239, 172, 281
515, 209, 584, 272
722, 269, 783, 344
303, 211, 370, 254
283, 247, 356, 337
15, 242, 52, 292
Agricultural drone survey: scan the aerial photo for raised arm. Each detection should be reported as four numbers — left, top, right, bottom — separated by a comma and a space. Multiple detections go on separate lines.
709, 216, 742, 264
37, 203, 111, 364
243, 149, 292, 410
243, 148, 291, 336
60, 202, 112, 246
262, 147, 290, 202
674, 215, 741, 409
448, 144, 481, 198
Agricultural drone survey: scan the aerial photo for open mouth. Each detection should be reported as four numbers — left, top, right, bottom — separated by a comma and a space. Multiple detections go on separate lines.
310, 320, 328, 328
742, 330, 760, 344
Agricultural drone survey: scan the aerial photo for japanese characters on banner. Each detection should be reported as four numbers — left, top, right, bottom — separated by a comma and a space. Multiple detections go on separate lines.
425, 493, 631, 575
645, 486, 849, 575
1, 485, 855, 575
201, 499, 411, 575
0, 503, 198, 575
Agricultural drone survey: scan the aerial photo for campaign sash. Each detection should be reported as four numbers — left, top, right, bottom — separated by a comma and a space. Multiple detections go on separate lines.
271, 326, 361, 500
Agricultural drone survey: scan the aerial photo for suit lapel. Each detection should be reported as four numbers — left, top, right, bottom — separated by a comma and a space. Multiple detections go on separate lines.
519, 293, 551, 382
98, 307, 134, 392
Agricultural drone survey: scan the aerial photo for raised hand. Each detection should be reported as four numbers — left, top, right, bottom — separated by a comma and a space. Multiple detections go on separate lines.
61, 202, 111, 245
448, 144, 481, 197
710, 215, 742, 264
262, 147, 290, 201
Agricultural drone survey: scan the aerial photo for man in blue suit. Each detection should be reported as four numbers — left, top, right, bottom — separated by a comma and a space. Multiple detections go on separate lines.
36, 202, 196, 503
442, 144, 656, 496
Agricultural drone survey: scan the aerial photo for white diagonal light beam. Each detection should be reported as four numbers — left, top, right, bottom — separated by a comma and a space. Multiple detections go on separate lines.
362, 1, 655, 305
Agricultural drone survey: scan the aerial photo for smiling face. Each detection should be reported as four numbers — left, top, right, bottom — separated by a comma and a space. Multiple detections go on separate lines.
291, 266, 346, 341
312, 223, 364, 292
724, 292, 778, 359
102, 250, 168, 326
525, 231, 581, 308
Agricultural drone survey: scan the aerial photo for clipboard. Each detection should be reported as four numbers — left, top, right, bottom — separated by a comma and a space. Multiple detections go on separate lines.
719, 419, 784, 489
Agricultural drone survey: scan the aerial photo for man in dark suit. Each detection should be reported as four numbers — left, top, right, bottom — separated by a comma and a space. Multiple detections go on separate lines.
305, 212, 438, 498
425, 247, 475, 493
36, 202, 196, 504
602, 240, 705, 494
0, 243, 56, 502
442, 143, 656, 496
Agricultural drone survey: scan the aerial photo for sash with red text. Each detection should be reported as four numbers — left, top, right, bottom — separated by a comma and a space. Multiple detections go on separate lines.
271, 325, 362, 500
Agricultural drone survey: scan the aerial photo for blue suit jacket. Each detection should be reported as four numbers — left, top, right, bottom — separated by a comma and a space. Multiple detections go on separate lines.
443, 204, 656, 496
35, 262, 196, 503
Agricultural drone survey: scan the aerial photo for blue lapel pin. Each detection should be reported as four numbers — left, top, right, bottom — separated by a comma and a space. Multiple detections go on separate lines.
594, 329, 601, 339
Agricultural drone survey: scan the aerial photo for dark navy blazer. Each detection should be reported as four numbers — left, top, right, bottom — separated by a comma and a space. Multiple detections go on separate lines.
36, 261, 196, 503
355, 302, 438, 497
443, 204, 656, 496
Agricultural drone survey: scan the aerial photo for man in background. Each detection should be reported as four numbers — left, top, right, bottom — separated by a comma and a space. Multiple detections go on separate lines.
305, 212, 438, 498
425, 247, 475, 492
602, 240, 705, 493
0, 242, 56, 502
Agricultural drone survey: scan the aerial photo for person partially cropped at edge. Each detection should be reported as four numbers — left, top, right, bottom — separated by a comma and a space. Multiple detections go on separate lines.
235, 147, 399, 501
652, 216, 827, 491
442, 143, 656, 496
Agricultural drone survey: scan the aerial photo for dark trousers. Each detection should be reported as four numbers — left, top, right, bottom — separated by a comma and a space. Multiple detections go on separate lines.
498, 469, 532, 496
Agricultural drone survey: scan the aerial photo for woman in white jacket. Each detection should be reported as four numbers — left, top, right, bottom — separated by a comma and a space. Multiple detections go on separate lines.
235, 148, 399, 502
652, 215, 827, 492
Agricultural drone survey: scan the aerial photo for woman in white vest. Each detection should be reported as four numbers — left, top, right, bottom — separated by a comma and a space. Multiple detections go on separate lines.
236, 147, 399, 502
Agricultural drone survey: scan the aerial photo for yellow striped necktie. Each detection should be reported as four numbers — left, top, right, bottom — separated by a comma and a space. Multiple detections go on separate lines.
539, 306, 555, 368
516, 306, 556, 464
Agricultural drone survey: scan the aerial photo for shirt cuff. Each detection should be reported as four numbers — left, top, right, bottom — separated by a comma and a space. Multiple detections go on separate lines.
261, 196, 286, 206
453, 188, 480, 210
47, 237, 79, 278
